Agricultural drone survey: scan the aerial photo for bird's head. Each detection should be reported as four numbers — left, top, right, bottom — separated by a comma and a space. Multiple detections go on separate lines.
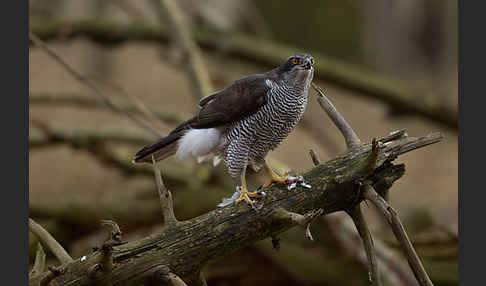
277, 53, 315, 87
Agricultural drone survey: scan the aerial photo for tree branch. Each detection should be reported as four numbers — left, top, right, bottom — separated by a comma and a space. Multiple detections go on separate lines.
29, 218, 73, 265
312, 83, 361, 149
346, 205, 382, 286
29, 92, 183, 127
363, 187, 434, 286
152, 156, 178, 225
30, 243, 46, 277
30, 19, 457, 128
325, 214, 418, 286
29, 132, 441, 286
29, 33, 162, 138
155, 0, 213, 101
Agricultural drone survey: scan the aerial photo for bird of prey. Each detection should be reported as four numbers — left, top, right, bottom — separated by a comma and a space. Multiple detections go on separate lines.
134, 54, 315, 207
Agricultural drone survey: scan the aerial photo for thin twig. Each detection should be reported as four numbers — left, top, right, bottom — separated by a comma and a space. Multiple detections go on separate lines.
347, 205, 382, 286
363, 187, 434, 286
31, 19, 457, 129
30, 242, 46, 277
89, 78, 169, 133
29, 218, 73, 264
155, 0, 213, 101
312, 82, 361, 149
309, 149, 321, 166
108, 0, 146, 22
29, 33, 162, 138
29, 92, 182, 128
326, 214, 417, 286
152, 156, 178, 224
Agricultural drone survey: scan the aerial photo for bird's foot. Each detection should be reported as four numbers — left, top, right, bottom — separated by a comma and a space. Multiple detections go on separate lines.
263, 171, 312, 191
235, 187, 264, 207
217, 186, 266, 209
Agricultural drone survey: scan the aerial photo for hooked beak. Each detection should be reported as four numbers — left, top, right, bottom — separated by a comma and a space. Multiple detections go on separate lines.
303, 59, 313, 70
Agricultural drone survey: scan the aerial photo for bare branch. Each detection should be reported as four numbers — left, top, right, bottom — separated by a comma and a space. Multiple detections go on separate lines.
108, 0, 146, 22
346, 205, 382, 286
326, 214, 418, 286
100, 220, 123, 246
364, 187, 434, 286
29, 218, 73, 265
155, 0, 213, 101
40, 266, 65, 286
312, 83, 361, 149
30, 242, 46, 277
309, 149, 321, 166
29, 33, 162, 138
29, 132, 442, 286
90, 78, 170, 133
272, 208, 324, 241
387, 132, 443, 156
29, 92, 182, 128
152, 156, 178, 224
30, 19, 457, 129
187, 270, 208, 286
150, 266, 189, 286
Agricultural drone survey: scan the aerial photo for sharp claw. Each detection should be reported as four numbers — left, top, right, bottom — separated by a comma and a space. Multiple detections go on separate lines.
287, 182, 297, 190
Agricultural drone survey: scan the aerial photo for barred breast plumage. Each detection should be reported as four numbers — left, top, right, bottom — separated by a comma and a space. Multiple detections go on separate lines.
221, 76, 312, 177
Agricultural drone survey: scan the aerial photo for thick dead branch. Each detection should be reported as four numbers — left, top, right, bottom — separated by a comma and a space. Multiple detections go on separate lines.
155, 0, 213, 101
29, 33, 162, 138
29, 132, 441, 286
312, 83, 361, 149
30, 20, 457, 128
346, 205, 382, 286
364, 188, 434, 286
29, 218, 73, 265
152, 157, 178, 225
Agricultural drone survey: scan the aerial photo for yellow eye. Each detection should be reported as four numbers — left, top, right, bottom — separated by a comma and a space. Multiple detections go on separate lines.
291, 58, 299, 65
311, 59, 315, 66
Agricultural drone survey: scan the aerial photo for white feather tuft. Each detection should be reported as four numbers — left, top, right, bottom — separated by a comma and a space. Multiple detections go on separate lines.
213, 156, 222, 167
175, 128, 221, 161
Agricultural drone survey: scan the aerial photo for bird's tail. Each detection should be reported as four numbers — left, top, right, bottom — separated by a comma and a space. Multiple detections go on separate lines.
133, 132, 183, 163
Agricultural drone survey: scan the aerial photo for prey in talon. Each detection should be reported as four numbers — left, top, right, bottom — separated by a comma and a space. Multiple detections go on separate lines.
263, 167, 312, 191
133, 54, 315, 209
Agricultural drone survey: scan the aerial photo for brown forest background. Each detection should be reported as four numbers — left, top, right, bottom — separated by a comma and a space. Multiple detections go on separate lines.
29, 1, 457, 285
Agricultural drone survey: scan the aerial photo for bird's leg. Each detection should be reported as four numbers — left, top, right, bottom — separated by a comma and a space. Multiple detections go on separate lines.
235, 171, 263, 207
262, 162, 312, 190
262, 162, 291, 188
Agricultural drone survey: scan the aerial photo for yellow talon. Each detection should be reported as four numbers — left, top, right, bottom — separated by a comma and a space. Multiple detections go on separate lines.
235, 187, 263, 206
263, 163, 290, 187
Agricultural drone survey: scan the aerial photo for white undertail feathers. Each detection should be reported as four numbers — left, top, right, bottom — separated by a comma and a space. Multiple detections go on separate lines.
174, 128, 222, 166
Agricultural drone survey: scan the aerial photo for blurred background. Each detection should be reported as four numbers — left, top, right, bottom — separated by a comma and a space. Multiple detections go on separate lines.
29, 0, 457, 285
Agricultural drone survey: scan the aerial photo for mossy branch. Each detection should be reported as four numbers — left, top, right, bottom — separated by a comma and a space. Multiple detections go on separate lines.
29, 131, 441, 286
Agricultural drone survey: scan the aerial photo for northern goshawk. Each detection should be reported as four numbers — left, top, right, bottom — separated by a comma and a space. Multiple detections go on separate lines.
134, 54, 315, 207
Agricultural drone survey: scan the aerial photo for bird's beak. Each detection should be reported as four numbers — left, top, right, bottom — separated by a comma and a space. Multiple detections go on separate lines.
303, 59, 312, 70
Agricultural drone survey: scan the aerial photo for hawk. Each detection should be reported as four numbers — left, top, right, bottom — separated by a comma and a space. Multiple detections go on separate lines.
134, 54, 315, 207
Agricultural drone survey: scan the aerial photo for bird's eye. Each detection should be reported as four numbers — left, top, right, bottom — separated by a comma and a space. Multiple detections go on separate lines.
291, 58, 299, 65
311, 59, 315, 66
